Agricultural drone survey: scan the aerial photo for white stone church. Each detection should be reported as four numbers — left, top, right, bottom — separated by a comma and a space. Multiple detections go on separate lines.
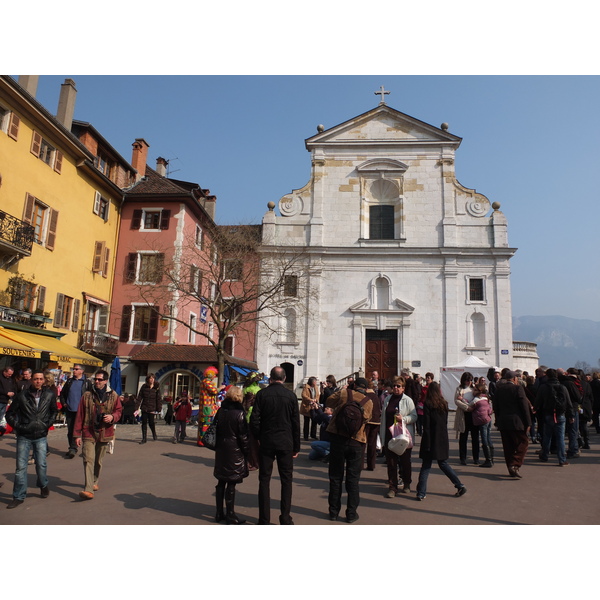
257, 94, 537, 390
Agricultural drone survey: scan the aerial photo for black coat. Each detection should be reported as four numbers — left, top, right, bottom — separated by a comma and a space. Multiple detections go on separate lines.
250, 382, 301, 454
493, 382, 531, 431
6, 387, 58, 439
213, 399, 249, 483
419, 404, 450, 461
136, 383, 162, 413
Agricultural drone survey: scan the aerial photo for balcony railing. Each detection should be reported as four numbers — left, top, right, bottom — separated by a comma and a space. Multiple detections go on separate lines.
513, 341, 539, 356
0, 211, 35, 255
0, 305, 51, 328
79, 329, 119, 355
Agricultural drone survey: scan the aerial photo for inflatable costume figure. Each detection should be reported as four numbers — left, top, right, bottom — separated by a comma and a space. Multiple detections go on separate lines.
198, 366, 219, 446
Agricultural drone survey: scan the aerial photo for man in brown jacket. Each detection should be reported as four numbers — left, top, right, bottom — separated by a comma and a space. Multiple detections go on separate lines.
325, 377, 373, 523
74, 370, 122, 500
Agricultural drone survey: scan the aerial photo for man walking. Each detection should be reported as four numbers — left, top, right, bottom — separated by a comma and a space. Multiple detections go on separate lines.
60, 364, 93, 459
0, 366, 17, 432
493, 370, 531, 478
325, 377, 373, 523
73, 370, 122, 500
6, 370, 57, 508
250, 366, 300, 525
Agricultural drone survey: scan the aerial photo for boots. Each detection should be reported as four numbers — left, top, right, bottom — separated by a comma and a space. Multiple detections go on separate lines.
215, 483, 226, 523
479, 444, 493, 468
139, 433, 147, 444
225, 484, 245, 525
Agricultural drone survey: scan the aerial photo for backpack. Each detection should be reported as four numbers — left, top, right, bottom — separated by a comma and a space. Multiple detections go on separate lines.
335, 390, 369, 438
549, 384, 567, 415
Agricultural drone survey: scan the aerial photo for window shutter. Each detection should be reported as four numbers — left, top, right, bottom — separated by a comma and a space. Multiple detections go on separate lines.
154, 254, 164, 283
37, 285, 46, 312
148, 308, 159, 342
131, 209, 142, 230
54, 150, 63, 174
45, 208, 59, 250
71, 298, 81, 332
8, 113, 20, 141
119, 305, 132, 341
93, 191, 101, 215
125, 253, 137, 282
54, 293, 65, 327
160, 209, 171, 230
98, 305, 109, 332
30, 131, 42, 157
22, 193, 35, 223
92, 241, 104, 272
102, 246, 110, 278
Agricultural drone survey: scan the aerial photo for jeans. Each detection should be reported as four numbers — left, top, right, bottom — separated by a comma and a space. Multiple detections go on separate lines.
13, 436, 48, 500
459, 412, 480, 463
328, 438, 363, 519
309, 440, 330, 460
416, 457, 463, 498
479, 421, 493, 448
65, 410, 78, 452
540, 413, 566, 464
174, 420, 187, 442
566, 411, 580, 456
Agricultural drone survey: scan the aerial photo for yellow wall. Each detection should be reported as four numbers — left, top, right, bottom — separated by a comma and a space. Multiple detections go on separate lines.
0, 84, 120, 348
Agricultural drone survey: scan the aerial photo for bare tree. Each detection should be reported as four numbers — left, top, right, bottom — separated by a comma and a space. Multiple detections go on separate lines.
131, 224, 315, 384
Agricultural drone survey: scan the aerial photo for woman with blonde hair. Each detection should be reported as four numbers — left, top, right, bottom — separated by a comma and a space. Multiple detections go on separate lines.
213, 386, 249, 524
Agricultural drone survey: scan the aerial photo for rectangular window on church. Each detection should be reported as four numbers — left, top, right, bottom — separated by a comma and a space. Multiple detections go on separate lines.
369, 205, 395, 239
468, 277, 485, 302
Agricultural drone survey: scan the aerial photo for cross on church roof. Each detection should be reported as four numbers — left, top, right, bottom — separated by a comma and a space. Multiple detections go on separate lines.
374, 85, 390, 105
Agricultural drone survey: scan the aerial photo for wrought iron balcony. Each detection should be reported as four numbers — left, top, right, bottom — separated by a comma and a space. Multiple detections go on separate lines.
0, 305, 51, 328
79, 329, 119, 356
0, 211, 35, 256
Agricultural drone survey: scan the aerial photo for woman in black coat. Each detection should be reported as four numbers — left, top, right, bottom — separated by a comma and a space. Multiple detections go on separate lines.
415, 382, 467, 501
214, 386, 249, 524
135, 374, 162, 444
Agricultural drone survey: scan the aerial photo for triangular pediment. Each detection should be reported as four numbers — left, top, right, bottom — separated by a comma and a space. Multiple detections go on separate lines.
306, 105, 461, 150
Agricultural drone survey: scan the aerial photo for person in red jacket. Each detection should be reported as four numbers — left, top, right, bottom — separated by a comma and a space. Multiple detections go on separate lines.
172, 390, 193, 443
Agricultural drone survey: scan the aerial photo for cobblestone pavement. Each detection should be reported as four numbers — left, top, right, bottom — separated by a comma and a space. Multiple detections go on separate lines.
1, 419, 599, 526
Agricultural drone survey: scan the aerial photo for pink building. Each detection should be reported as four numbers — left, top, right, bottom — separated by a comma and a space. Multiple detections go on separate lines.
110, 140, 257, 399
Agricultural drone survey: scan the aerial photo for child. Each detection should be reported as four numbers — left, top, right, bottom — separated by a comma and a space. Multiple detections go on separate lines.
172, 391, 192, 444
470, 383, 494, 467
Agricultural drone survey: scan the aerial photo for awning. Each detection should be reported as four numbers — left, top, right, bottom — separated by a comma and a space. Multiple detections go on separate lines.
230, 365, 252, 376
0, 327, 41, 359
0, 328, 103, 367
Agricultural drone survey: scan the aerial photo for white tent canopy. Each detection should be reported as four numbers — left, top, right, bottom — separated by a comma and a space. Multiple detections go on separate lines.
440, 356, 494, 410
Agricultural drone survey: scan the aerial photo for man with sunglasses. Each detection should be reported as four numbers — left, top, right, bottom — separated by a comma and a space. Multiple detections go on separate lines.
60, 364, 93, 459
73, 370, 122, 500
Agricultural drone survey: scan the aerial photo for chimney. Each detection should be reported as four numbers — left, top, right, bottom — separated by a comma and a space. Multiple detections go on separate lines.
156, 157, 168, 177
202, 196, 216, 221
131, 138, 150, 180
56, 78, 77, 130
18, 76, 39, 97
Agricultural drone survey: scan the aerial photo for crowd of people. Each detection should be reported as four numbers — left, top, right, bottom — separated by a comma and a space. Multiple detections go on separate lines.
1, 360, 598, 522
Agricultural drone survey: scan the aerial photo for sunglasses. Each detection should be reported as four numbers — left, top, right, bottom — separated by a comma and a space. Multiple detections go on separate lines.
94, 378, 106, 382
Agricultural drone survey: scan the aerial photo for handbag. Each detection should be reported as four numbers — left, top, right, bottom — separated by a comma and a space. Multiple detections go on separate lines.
387, 419, 413, 456
201, 414, 219, 450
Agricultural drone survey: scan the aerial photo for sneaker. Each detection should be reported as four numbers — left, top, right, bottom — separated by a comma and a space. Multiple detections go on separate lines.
385, 489, 396, 498
7, 499, 24, 509
416, 495, 426, 501
455, 486, 467, 497
40, 486, 50, 498
558, 462, 570, 467
172, 438, 177, 444
78, 491, 94, 500
400, 485, 411, 494
93, 484, 99, 491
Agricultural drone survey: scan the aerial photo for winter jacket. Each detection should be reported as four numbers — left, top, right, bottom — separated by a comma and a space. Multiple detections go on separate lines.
59, 375, 94, 412
493, 381, 531, 431
74, 388, 122, 442
300, 384, 319, 416
379, 392, 416, 444
419, 403, 450, 461
0, 372, 17, 405
6, 387, 58, 439
534, 377, 574, 419
136, 383, 162, 413
326, 388, 373, 445
453, 385, 475, 434
470, 395, 493, 426
174, 398, 192, 421
310, 406, 333, 442
213, 399, 249, 483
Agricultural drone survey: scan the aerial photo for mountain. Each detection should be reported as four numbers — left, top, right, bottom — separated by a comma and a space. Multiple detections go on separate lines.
513, 315, 600, 370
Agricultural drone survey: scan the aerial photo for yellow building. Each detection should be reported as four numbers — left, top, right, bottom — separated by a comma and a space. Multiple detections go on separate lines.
0, 75, 135, 372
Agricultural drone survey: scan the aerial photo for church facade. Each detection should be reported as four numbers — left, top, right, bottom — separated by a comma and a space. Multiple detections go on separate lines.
257, 100, 524, 391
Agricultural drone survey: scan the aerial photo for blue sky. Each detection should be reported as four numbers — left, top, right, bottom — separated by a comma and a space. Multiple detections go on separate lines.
25, 74, 599, 322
